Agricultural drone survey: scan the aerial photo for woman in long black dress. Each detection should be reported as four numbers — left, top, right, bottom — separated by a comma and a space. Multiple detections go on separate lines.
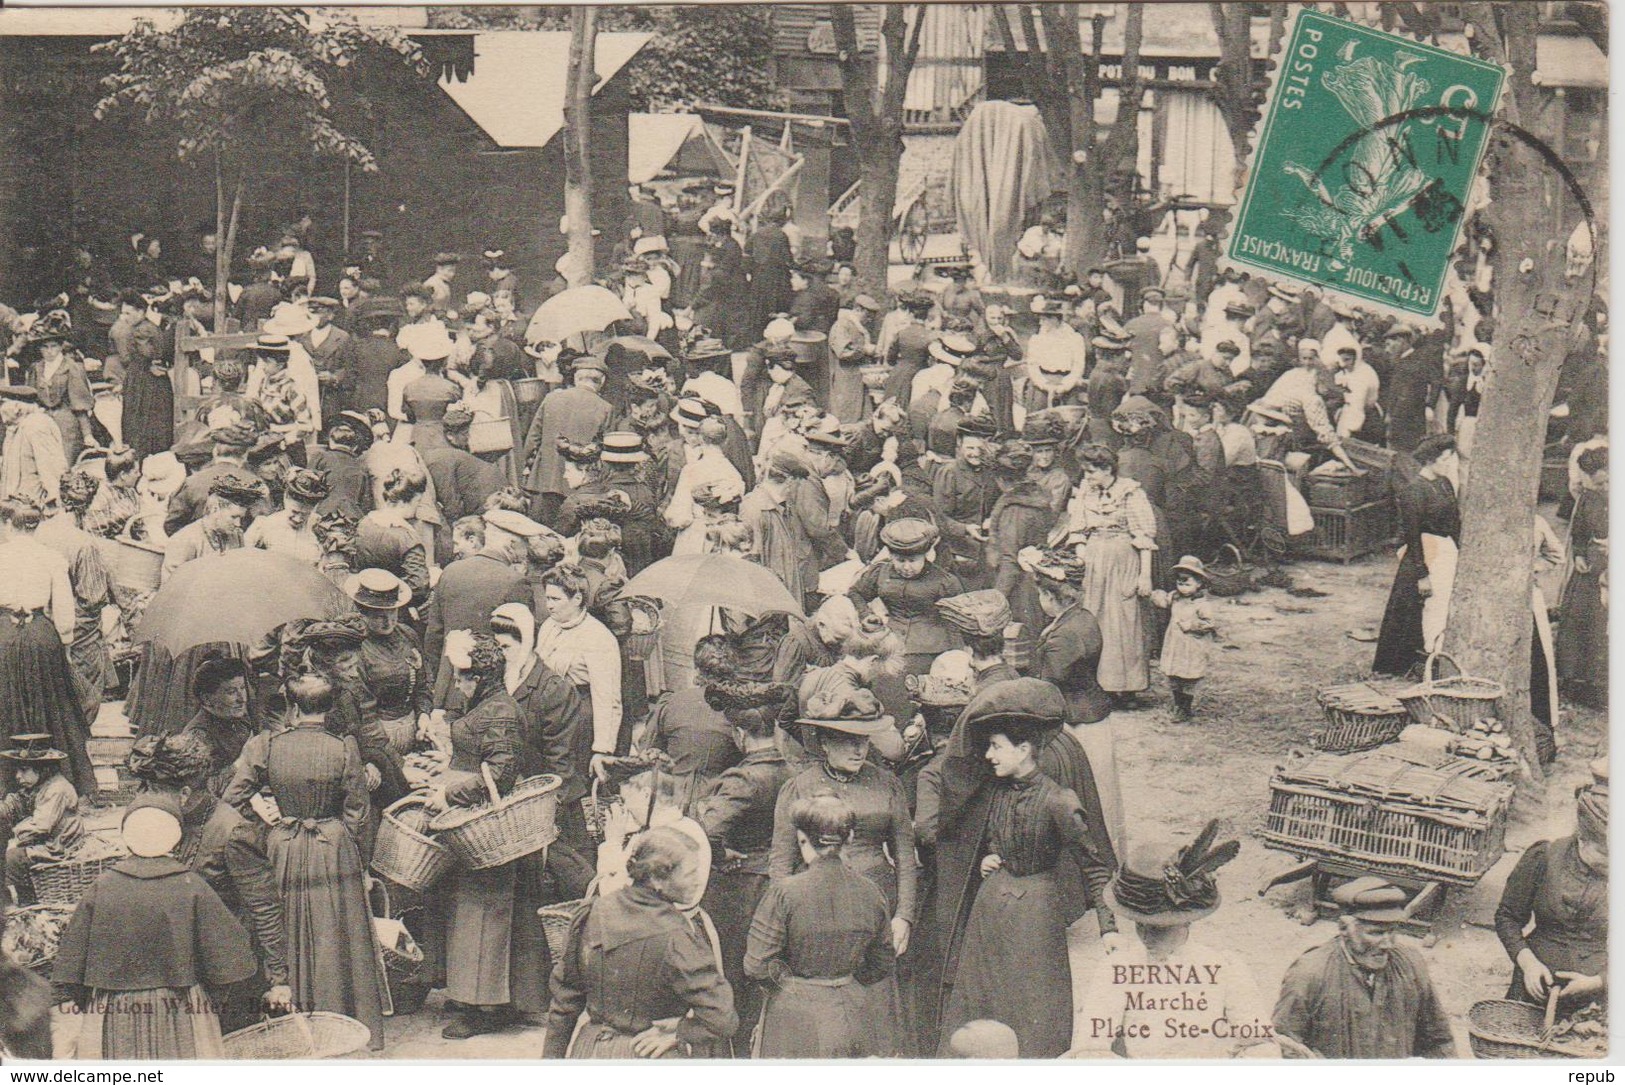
939, 677, 1120, 1058
695, 680, 795, 1051
1556, 446, 1608, 708
429, 631, 533, 1039
222, 672, 386, 1049
122, 286, 177, 462
1374, 436, 1460, 677
1494, 763, 1607, 1012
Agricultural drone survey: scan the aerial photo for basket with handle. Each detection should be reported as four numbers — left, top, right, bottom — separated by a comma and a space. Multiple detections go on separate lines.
620, 596, 664, 660
1205, 543, 1254, 598
580, 776, 607, 842
222, 1012, 372, 1059
429, 766, 561, 870
367, 879, 424, 984
371, 794, 455, 893
1399, 651, 1505, 733
1468, 992, 1584, 1059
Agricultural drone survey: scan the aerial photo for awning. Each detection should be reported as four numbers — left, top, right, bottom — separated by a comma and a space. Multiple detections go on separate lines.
1534, 33, 1607, 89
437, 31, 652, 150
628, 113, 708, 184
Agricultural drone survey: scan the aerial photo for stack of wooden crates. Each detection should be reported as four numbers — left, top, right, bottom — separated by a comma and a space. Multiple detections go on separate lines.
1299, 438, 1397, 562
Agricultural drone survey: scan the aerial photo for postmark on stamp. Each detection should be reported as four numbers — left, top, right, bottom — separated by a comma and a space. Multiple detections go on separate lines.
1225, 10, 1505, 319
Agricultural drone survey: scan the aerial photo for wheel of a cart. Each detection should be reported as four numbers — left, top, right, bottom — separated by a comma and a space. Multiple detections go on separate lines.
896, 196, 929, 264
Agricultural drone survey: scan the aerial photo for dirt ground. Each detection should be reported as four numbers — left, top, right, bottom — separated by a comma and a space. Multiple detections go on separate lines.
84, 545, 1603, 1059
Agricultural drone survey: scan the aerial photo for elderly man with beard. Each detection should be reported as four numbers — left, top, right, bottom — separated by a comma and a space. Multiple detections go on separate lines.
1272, 877, 1456, 1058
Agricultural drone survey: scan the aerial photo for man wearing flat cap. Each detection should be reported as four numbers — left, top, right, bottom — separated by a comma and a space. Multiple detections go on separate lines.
1272, 876, 1456, 1058
424, 508, 539, 706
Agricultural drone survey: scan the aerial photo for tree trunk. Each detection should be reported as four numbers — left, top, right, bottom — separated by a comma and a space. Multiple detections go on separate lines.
832, 4, 925, 298
562, 5, 598, 288
1102, 4, 1146, 230
1442, 3, 1595, 787
214, 152, 228, 334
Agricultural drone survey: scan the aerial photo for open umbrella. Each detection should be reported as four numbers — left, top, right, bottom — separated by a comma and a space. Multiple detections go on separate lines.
526, 285, 631, 345
594, 335, 672, 367
619, 554, 804, 618
135, 549, 354, 654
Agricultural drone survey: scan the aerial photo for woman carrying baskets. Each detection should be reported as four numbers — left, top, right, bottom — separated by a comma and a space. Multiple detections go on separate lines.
50, 792, 257, 1059
1493, 764, 1607, 1015
423, 630, 533, 1039
222, 673, 386, 1050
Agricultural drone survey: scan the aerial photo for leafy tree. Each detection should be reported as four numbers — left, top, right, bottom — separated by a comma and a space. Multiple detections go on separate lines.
622, 7, 780, 112
93, 8, 426, 330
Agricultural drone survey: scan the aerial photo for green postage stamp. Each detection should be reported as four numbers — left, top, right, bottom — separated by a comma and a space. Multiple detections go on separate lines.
1226, 10, 1505, 319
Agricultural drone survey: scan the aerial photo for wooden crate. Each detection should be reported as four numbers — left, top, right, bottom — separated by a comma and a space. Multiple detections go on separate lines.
1299, 500, 1394, 562
1304, 471, 1379, 510
1261, 750, 1513, 885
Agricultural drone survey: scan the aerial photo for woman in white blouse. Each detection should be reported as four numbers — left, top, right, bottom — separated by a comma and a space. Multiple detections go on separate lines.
0, 497, 96, 793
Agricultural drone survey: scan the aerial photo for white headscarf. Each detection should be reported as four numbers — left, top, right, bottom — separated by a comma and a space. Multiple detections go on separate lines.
491, 602, 536, 694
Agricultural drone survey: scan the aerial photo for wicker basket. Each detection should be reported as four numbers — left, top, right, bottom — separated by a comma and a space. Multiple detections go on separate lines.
368, 880, 424, 984
513, 377, 547, 404
537, 897, 589, 961
371, 795, 455, 893
1468, 996, 1584, 1059
1314, 683, 1411, 753
222, 1012, 372, 1059
96, 536, 165, 593
1205, 544, 1254, 598
33, 844, 126, 905
580, 777, 607, 842
1261, 749, 1513, 885
620, 596, 664, 660
1399, 652, 1505, 732
430, 768, 561, 870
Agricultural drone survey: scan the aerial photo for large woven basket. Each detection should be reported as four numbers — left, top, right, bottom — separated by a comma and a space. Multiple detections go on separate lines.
371, 795, 455, 893
1468, 997, 1584, 1059
222, 1012, 371, 1059
33, 844, 126, 905
96, 535, 165, 593
1399, 652, 1505, 732
368, 880, 424, 984
430, 768, 561, 870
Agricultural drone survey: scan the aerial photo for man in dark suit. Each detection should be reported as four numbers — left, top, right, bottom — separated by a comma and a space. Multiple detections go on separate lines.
789, 260, 842, 337
521, 355, 613, 525
423, 508, 539, 706
299, 297, 354, 427
744, 205, 795, 341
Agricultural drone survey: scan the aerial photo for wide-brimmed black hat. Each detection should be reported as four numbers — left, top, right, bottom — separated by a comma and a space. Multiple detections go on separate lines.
283, 468, 331, 505
796, 688, 896, 736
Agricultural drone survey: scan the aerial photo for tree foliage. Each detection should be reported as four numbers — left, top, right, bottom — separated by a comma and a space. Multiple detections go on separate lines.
94, 8, 426, 176
427, 5, 779, 111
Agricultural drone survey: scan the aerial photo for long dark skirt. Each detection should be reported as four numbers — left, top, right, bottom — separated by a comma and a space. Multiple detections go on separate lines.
0, 612, 96, 795
1556, 571, 1608, 707
267, 817, 386, 1049
941, 867, 1073, 1058
122, 367, 175, 462
1373, 559, 1426, 677
755, 975, 890, 1058
445, 862, 516, 1008
702, 866, 770, 1049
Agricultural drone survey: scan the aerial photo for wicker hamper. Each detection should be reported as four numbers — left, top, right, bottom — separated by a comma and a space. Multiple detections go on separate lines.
222, 1012, 371, 1059
1468, 995, 1587, 1059
33, 839, 126, 905
1314, 682, 1411, 752
1299, 500, 1395, 562
1261, 748, 1513, 885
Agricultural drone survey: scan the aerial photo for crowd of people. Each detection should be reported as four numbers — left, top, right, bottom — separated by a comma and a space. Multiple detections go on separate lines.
0, 190, 1607, 1061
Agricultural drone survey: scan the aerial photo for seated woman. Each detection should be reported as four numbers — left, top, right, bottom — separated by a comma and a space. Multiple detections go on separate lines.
543, 826, 738, 1058
1495, 761, 1607, 1013
746, 793, 896, 1058
0, 735, 83, 906
50, 793, 256, 1059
